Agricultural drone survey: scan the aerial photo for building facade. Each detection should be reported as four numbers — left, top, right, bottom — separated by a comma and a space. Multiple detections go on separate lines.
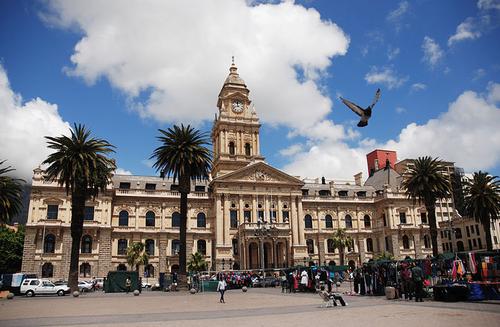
22, 63, 493, 281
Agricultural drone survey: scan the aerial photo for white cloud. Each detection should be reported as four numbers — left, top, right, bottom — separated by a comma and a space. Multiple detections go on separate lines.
279, 144, 303, 157
281, 83, 500, 180
387, 46, 400, 60
115, 168, 133, 175
422, 36, 444, 68
141, 159, 155, 168
410, 83, 427, 92
473, 68, 486, 81
0, 64, 71, 181
395, 107, 406, 114
364, 66, 408, 90
448, 17, 482, 46
42, 0, 349, 132
387, 1, 410, 30
478, 0, 500, 10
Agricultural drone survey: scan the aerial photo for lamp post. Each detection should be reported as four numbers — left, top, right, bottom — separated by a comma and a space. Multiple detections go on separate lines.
254, 220, 275, 277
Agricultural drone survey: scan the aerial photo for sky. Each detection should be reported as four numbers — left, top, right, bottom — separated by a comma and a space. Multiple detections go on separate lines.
1, 0, 499, 182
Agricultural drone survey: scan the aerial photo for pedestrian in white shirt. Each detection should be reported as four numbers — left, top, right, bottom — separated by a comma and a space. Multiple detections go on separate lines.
217, 276, 227, 303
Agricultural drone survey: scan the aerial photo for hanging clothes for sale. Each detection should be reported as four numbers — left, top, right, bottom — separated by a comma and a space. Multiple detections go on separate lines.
467, 252, 477, 274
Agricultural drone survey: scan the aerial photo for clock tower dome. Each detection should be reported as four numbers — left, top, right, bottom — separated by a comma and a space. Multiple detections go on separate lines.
211, 62, 264, 177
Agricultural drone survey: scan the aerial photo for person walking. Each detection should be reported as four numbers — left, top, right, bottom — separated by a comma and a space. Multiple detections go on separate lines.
125, 277, 131, 294
217, 276, 227, 303
411, 263, 424, 302
300, 270, 308, 292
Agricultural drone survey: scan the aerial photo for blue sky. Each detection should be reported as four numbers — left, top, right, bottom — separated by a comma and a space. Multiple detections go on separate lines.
1, 0, 499, 181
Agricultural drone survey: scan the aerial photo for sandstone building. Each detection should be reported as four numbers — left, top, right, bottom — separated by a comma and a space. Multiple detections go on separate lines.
21, 63, 498, 280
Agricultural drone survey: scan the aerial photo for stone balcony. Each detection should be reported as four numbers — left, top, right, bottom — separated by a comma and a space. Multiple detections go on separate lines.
115, 189, 209, 199
238, 222, 291, 237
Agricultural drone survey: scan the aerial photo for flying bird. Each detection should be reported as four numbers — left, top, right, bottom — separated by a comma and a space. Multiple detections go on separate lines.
340, 88, 381, 127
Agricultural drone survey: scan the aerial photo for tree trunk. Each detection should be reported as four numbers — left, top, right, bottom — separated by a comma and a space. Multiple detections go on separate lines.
482, 216, 493, 251
178, 190, 188, 290
339, 249, 345, 266
68, 188, 86, 292
426, 201, 439, 258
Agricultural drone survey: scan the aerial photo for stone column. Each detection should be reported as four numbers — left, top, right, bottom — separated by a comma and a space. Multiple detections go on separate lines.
290, 196, 299, 245
252, 195, 257, 223
97, 228, 112, 277
264, 195, 270, 222
239, 195, 244, 225
159, 234, 168, 274
223, 194, 230, 246
59, 228, 72, 280
391, 234, 401, 258
21, 226, 37, 275
277, 196, 282, 223
414, 233, 422, 259
135, 202, 139, 230
297, 198, 305, 245
358, 237, 366, 264
216, 194, 223, 247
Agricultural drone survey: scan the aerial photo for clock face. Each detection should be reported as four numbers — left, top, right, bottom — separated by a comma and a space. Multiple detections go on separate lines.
232, 100, 244, 113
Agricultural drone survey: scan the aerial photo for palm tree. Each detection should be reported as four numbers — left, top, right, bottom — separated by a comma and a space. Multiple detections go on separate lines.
126, 242, 149, 273
43, 124, 115, 291
151, 124, 211, 289
0, 161, 24, 224
463, 171, 500, 251
401, 156, 450, 257
187, 252, 208, 273
331, 228, 354, 266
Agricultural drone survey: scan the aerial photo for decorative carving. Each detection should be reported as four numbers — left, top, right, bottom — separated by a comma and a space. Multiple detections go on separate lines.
243, 170, 278, 182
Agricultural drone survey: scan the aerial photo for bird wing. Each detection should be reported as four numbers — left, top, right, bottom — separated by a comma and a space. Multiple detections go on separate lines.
340, 97, 364, 117
369, 88, 381, 109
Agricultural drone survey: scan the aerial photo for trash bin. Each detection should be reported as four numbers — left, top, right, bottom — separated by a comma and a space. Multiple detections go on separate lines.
385, 286, 396, 299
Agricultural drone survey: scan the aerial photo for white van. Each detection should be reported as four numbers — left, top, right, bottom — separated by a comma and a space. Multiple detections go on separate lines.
20, 279, 70, 297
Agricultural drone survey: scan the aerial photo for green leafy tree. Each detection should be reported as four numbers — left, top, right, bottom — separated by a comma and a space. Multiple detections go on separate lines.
187, 252, 208, 273
0, 225, 25, 274
0, 161, 24, 224
374, 251, 394, 261
463, 171, 500, 251
126, 242, 149, 273
401, 156, 450, 257
151, 124, 211, 290
43, 124, 115, 291
331, 228, 354, 266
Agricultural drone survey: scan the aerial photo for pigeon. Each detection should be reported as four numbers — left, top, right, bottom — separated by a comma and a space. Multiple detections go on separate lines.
340, 88, 381, 127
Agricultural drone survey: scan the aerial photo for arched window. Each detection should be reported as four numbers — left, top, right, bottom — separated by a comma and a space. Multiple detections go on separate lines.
146, 211, 155, 227
197, 240, 206, 255
366, 238, 373, 252
145, 239, 155, 256
230, 210, 238, 228
423, 235, 431, 248
364, 215, 371, 228
119, 210, 129, 226
44, 234, 55, 253
325, 215, 333, 228
117, 263, 127, 271
197, 212, 206, 228
81, 235, 92, 254
80, 263, 91, 277
42, 262, 53, 278
172, 212, 180, 227
304, 214, 313, 229
345, 215, 353, 229
306, 239, 314, 254
117, 239, 128, 255
245, 143, 251, 156
229, 142, 235, 155
327, 239, 335, 253
145, 264, 154, 277
172, 239, 181, 255
402, 235, 410, 249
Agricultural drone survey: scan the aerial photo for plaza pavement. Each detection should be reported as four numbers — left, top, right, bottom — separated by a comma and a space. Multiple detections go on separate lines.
0, 287, 499, 327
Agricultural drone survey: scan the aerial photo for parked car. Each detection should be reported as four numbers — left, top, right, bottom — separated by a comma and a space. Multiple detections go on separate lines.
252, 277, 280, 288
53, 280, 67, 286
141, 282, 152, 289
78, 281, 94, 292
20, 279, 70, 297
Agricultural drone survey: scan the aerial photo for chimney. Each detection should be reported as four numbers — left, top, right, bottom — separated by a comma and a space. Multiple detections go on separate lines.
354, 172, 363, 186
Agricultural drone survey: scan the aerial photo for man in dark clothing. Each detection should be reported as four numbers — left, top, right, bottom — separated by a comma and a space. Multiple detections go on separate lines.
411, 263, 424, 302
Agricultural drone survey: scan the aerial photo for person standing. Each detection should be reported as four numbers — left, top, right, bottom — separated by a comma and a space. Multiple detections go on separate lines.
217, 276, 227, 303
300, 270, 308, 292
125, 277, 131, 294
411, 263, 424, 302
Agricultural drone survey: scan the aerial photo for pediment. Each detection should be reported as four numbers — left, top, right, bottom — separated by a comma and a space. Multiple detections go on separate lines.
212, 161, 304, 186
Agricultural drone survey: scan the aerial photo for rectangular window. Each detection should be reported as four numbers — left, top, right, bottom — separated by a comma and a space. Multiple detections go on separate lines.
232, 239, 238, 255
119, 182, 131, 189
356, 191, 366, 198
477, 238, 482, 249
471, 226, 475, 235
385, 236, 390, 251
258, 210, 264, 221
468, 239, 472, 250
118, 240, 128, 255
494, 236, 498, 244
399, 212, 407, 224
338, 191, 348, 197
454, 228, 462, 239
270, 210, 276, 222
170, 184, 179, 191
282, 211, 289, 222
448, 231, 451, 240
47, 205, 59, 219
302, 189, 309, 196
244, 210, 251, 222
84, 206, 94, 221
440, 231, 444, 238
145, 183, 156, 190
475, 225, 480, 235
466, 226, 470, 237
442, 244, 446, 252
420, 212, 427, 224
472, 239, 477, 247
230, 211, 238, 228
383, 214, 387, 227
194, 185, 205, 192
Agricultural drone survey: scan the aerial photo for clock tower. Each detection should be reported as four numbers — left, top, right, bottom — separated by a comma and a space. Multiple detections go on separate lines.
211, 62, 264, 177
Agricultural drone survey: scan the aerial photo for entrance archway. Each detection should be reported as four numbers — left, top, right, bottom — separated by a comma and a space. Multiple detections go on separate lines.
276, 242, 286, 268
248, 242, 259, 269
264, 242, 272, 269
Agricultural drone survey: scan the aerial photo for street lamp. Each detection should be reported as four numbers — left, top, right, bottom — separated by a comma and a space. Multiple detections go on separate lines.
254, 220, 276, 277
222, 258, 225, 271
